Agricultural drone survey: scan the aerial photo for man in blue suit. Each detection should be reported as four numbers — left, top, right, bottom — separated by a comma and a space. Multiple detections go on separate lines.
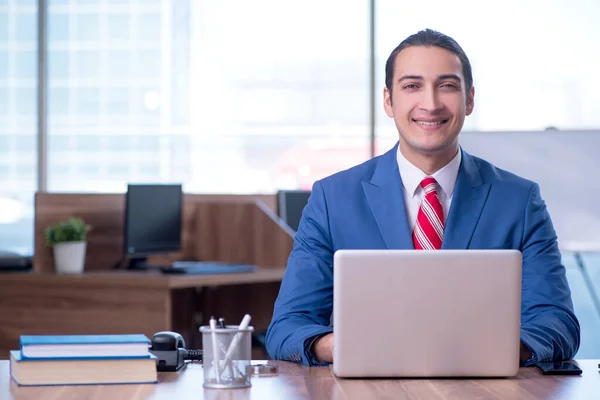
265, 29, 580, 366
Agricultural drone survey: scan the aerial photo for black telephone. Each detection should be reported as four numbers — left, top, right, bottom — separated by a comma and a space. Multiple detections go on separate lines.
149, 331, 203, 371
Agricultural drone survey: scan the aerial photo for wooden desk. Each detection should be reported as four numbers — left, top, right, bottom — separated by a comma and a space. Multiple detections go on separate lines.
2, 360, 598, 400
0, 269, 285, 358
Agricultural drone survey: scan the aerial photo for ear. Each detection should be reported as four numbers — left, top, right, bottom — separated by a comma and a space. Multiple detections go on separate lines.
383, 87, 394, 118
466, 86, 475, 116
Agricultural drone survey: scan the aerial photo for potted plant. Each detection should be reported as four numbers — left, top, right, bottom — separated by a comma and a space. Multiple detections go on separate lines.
45, 217, 92, 274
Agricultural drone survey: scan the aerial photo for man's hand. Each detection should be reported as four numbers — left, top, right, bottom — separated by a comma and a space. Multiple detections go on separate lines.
520, 341, 533, 363
312, 333, 334, 363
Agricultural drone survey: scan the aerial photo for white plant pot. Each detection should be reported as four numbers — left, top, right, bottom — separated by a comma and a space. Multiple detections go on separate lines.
53, 241, 87, 274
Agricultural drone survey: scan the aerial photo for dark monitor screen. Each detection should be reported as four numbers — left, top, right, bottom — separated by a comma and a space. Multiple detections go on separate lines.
124, 184, 183, 258
276, 190, 311, 232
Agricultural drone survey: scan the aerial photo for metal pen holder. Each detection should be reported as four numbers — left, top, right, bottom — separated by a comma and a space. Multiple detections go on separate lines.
200, 324, 254, 389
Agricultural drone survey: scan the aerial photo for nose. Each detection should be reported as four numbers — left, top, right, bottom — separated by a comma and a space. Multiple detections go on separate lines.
419, 86, 443, 112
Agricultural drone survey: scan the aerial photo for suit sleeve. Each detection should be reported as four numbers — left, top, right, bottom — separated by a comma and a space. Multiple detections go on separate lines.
265, 180, 335, 366
519, 183, 581, 365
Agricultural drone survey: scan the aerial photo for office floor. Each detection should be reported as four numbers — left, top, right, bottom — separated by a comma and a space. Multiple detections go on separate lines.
563, 252, 600, 358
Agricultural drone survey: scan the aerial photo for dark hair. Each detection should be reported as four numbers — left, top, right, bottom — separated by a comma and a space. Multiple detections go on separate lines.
385, 29, 473, 99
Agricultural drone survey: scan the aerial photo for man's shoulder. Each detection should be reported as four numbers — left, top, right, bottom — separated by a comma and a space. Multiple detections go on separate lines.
469, 153, 537, 191
316, 153, 384, 188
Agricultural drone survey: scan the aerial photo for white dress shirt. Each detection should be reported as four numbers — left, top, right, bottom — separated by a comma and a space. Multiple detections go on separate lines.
396, 148, 462, 232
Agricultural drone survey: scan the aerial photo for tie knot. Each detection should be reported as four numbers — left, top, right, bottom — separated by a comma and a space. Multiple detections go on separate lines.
420, 177, 438, 194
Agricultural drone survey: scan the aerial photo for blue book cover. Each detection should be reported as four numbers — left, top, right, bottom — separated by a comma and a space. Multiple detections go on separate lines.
20, 334, 151, 360
20, 334, 150, 346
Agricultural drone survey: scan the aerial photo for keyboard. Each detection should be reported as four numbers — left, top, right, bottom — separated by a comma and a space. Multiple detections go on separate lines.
159, 261, 256, 275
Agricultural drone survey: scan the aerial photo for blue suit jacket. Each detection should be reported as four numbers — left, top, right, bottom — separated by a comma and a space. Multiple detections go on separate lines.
265, 143, 580, 366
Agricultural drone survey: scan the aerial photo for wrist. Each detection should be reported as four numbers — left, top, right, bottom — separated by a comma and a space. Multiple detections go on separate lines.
312, 333, 334, 363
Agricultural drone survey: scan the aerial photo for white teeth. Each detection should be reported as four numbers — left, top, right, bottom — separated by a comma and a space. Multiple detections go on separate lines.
416, 121, 444, 126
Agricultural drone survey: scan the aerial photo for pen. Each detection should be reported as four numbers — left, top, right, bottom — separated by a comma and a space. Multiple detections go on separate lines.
219, 314, 251, 377
214, 320, 239, 378
209, 317, 221, 383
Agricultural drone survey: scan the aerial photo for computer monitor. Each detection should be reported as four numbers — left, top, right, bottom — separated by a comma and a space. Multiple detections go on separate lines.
276, 190, 311, 232
123, 184, 183, 270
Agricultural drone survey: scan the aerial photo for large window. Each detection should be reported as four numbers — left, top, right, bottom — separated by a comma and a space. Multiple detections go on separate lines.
47, 0, 370, 193
0, 0, 37, 254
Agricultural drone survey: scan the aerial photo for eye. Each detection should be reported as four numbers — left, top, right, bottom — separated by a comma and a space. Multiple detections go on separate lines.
402, 84, 419, 90
440, 83, 459, 90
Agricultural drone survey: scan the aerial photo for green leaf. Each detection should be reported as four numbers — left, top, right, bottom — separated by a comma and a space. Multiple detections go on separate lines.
45, 217, 92, 247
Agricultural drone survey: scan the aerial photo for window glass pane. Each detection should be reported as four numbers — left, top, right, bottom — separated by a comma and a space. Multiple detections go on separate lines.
48, 0, 370, 195
0, 136, 10, 152
48, 13, 69, 42
15, 50, 36, 79
49, 50, 69, 78
76, 14, 100, 41
137, 13, 161, 42
75, 135, 101, 151
0, 91, 7, 114
134, 87, 160, 123
78, 165, 100, 175
134, 50, 161, 78
138, 135, 160, 152
75, 51, 100, 78
375, 0, 600, 140
76, 88, 100, 114
51, 164, 70, 176
15, 135, 35, 152
105, 135, 133, 151
106, 88, 129, 116
15, 87, 36, 115
3, 2, 38, 264
16, 13, 36, 42
49, 135, 70, 152
0, 165, 9, 179
108, 14, 130, 41
106, 50, 130, 79
0, 14, 8, 41
139, 164, 160, 176
49, 87, 69, 115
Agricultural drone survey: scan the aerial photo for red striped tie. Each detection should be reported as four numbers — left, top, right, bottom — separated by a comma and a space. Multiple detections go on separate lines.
413, 177, 444, 250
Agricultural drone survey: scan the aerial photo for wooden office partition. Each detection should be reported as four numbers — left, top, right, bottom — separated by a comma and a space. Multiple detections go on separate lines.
34, 193, 278, 273
194, 201, 295, 267
193, 201, 295, 335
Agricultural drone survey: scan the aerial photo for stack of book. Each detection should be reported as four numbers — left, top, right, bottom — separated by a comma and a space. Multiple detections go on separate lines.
9, 334, 157, 386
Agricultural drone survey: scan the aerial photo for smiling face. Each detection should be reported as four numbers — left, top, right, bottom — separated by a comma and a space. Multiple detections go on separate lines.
383, 45, 474, 172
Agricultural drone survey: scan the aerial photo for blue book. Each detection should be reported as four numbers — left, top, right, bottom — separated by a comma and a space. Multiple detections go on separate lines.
10, 351, 157, 386
20, 334, 150, 360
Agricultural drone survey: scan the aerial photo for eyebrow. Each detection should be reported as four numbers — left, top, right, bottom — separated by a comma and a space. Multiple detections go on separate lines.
438, 74, 462, 82
397, 74, 462, 83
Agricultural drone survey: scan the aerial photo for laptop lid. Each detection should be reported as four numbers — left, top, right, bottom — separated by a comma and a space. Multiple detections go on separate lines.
332, 249, 522, 378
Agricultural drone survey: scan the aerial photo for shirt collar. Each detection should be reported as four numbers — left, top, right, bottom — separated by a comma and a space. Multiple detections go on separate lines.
396, 147, 462, 198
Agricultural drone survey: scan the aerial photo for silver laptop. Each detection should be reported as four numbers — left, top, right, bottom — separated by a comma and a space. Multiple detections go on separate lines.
332, 249, 522, 378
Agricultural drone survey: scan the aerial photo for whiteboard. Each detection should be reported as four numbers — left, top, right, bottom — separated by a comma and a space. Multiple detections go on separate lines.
459, 130, 600, 252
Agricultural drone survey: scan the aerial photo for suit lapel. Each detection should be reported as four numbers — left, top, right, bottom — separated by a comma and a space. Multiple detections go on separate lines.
442, 149, 491, 249
362, 143, 414, 249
